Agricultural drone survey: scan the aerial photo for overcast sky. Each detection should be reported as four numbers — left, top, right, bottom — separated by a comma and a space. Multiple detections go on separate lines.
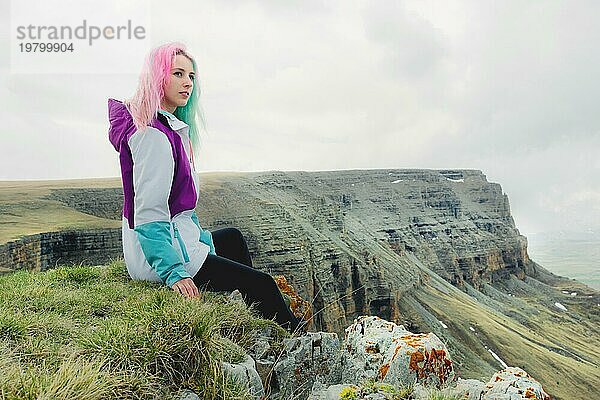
1, 0, 599, 236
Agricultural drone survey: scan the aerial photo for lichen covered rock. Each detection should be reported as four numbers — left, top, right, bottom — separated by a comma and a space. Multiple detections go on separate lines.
453, 367, 550, 400
274, 274, 313, 325
484, 367, 551, 399
273, 331, 342, 399
341, 316, 455, 388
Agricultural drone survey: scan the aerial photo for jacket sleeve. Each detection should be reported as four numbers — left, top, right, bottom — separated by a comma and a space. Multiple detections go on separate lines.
129, 127, 191, 287
191, 210, 217, 256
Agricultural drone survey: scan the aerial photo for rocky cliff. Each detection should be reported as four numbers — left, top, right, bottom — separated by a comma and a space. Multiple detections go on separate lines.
0, 229, 122, 272
0, 169, 598, 399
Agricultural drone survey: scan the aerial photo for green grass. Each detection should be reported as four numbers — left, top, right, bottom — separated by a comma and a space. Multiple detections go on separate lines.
0, 261, 287, 400
422, 389, 461, 400
336, 378, 462, 400
338, 378, 415, 400
0, 179, 123, 244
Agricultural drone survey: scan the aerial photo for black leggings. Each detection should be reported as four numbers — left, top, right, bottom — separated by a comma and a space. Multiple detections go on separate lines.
192, 227, 300, 332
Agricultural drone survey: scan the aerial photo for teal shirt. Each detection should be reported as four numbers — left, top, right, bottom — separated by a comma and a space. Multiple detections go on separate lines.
134, 221, 191, 287
191, 211, 217, 256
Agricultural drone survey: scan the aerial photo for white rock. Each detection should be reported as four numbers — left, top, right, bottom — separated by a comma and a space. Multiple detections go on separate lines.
222, 354, 264, 399
228, 289, 244, 303
176, 389, 200, 400
487, 349, 508, 369
483, 367, 551, 399
452, 378, 487, 400
554, 302, 567, 312
451, 368, 550, 400
274, 331, 342, 399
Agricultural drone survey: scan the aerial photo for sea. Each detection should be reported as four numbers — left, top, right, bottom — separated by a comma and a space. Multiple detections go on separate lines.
526, 231, 600, 290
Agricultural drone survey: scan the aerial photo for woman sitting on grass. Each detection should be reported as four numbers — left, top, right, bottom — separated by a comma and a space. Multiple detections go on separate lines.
107, 42, 303, 333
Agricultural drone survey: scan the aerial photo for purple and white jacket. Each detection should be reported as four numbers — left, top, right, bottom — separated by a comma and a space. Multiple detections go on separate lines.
107, 98, 214, 287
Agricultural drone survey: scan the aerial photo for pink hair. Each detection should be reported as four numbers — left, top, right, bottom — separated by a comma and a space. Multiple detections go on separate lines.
124, 42, 206, 159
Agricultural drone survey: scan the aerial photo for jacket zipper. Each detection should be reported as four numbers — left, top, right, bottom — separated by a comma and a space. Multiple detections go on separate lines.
172, 221, 190, 263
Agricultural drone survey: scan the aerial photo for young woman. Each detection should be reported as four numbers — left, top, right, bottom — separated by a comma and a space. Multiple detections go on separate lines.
108, 42, 302, 333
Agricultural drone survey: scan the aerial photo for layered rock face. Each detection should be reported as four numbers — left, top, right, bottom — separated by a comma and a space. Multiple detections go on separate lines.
190, 169, 598, 400
0, 229, 122, 272
11, 169, 530, 299
2, 169, 530, 297
192, 169, 536, 331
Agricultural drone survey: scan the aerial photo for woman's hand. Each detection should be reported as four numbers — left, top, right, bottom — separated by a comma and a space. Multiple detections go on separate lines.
171, 278, 200, 299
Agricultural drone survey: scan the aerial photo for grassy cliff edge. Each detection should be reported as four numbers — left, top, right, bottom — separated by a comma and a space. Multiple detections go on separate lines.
0, 261, 285, 400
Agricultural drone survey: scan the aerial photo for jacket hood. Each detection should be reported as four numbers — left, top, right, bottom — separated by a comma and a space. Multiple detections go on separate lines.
108, 98, 138, 152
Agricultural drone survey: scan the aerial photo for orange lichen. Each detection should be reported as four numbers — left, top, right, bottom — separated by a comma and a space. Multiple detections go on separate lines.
274, 275, 313, 324
409, 351, 425, 372
379, 362, 390, 379
525, 388, 536, 398
407, 347, 454, 385
400, 334, 428, 348
389, 343, 403, 362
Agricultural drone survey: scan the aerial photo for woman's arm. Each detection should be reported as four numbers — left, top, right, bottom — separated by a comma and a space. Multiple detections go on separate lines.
129, 127, 191, 288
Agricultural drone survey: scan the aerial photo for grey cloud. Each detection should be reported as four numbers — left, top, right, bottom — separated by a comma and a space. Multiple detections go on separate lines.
450, 1, 600, 154
361, 1, 447, 80
0, 0, 598, 234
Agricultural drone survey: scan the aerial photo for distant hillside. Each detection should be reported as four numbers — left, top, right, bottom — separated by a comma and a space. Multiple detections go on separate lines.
0, 169, 598, 399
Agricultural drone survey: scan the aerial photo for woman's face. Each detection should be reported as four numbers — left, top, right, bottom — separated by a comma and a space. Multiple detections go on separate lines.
161, 54, 195, 113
